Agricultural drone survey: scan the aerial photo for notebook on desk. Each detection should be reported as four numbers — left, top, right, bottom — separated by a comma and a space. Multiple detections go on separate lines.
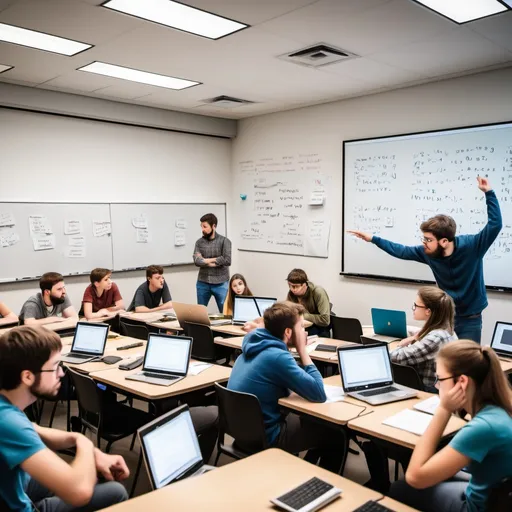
60, 322, 109, 364
232, 295, 276, 325
490, 321, 512, 359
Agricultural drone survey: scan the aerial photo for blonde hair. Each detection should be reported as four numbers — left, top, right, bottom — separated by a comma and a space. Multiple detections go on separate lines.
416, 286, 455, 340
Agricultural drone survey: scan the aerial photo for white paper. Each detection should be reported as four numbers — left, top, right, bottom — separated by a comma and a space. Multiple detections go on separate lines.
64, 220, 82, 235
136, 227, 150, 243
32, 235, 56, 251
382, 409, 433, 436
188, 362, 212, 376
131, 215, 148, 229
65, 247, 86, 258
413, 396, 440, 415
174, 230, 186, 246
290, 341, 319, 354
68, 235, 85, 247
0, 212, 15, 227
175, 218, 187, 229
0, 231, 20, 247
324, 384, 345, 403
309, 187, 325, 206
304, 219, 330, 257
93, 221, 111, 237
29, 215, 53, 235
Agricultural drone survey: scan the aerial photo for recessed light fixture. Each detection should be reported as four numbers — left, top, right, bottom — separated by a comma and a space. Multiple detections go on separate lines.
77, 61, 200, 90
102, 0, 248, 40
0, 23, 92, 56
412, 0, 509, 24
0, 64, 14, 73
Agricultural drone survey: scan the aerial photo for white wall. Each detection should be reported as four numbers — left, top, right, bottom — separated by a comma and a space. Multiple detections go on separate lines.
232, 67, 512, 344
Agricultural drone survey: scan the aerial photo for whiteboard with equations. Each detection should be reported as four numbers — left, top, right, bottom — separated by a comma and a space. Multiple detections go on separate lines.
236, 153, 333, 257
110, 203, 227, 271
342, 121, 512, 290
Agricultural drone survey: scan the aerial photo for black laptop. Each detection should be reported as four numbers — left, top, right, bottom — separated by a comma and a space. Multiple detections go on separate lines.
490, 321, 512, 359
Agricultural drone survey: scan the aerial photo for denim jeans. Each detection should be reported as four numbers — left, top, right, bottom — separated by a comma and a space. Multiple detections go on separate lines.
196, 280, 229, 313
454, 314, 482, 344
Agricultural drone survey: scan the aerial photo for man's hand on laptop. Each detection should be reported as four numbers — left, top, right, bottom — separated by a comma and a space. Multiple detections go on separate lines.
94, 449, 130, 482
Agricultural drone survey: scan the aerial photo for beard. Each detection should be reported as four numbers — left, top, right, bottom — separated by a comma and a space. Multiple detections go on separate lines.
427, 245, 445, 259
202, 231, 214, 240
50, 294, 66, 305
30, 375, 61, 401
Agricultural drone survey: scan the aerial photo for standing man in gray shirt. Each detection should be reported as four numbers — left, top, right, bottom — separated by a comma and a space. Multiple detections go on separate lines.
19, 272, 78, 325
193, 213, 232, 312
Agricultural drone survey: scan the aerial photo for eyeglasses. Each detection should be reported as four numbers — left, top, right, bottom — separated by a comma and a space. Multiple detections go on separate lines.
38, 362, 64, 374
420, 236, 435, 244
412, 302, 428, 311
434, 374, 458, 386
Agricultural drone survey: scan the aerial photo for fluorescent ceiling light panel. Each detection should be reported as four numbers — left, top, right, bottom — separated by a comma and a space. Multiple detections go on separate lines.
413, 0, 509, 23
0, 23, 92, 56
103, 0, 248, 39
0, 64, 13, 73
78, 61, 200, 90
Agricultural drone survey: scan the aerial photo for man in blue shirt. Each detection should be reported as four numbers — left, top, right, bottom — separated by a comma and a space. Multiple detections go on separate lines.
349, 177, 502, 343
0, 326, 129, 511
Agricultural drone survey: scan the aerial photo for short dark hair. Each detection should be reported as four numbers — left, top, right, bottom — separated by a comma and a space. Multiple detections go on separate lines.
39, 272, 64, 293
200, 213, 218, 227
286, 269, 308, 285
420, 215, 456, 241
146, 265, 164, 279
263, 301, 305, 340
90, 268, 111, 285
0, 327, 62, 390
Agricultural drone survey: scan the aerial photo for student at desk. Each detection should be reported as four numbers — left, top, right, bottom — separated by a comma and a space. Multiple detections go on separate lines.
390, 340, 512, 512
228, 301, 345, 473
222, 273, 253, 316
0, 326, 129, 511
128, 265, 172, 312
19, 272, 78, 326
82, 268, 125, 319
0, 300, 18, 326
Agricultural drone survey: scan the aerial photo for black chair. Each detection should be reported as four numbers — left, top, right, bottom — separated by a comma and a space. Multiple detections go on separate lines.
488, 477, 512, 511
119, 318, 149, 340
214, 382, 268, 465
330, 315, 363, 343
391, 363, 424, 391
186, 322, 220, 362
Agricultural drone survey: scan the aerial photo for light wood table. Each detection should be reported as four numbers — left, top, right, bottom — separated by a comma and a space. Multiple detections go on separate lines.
148, 319, 182, 332
102, 448, 403, 512
379, 497, 419, 511
42, 317, 78, 333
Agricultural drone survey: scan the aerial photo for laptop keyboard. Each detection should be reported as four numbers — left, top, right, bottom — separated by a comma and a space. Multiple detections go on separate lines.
352, 500, 393, 512
141, 372, 179, 381
359, 386, 399, 397
276, 477, 334, 510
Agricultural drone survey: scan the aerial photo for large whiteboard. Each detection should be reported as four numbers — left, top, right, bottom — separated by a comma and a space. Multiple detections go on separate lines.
343, 121, 512, 290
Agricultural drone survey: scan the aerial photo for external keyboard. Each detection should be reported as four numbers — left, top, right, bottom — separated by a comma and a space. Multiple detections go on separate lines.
352, 500, 394, 511
359, 386, 399, 397
273, 477, 339, 511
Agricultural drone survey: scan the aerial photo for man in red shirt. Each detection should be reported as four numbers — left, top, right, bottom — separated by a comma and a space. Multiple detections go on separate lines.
82, 268, 125, 320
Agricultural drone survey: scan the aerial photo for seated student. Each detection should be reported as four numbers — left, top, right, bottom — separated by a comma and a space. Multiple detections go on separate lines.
222, 273, 253, 316
0, 300, 18, 326
390, 286, 457, 392
390, 340, 512, 512
228, 301, 345, 473
19, 272, 78, 326
286, 269, 331, 337
0, 326, 129, 511
82, 268, 125, 320
128, 265, 172, 313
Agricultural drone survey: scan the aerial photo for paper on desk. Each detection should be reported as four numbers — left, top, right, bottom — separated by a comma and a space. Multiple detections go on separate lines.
324, 384, 345, 403
413, 395, 440, 415
188, 362, 212, 376
289, 342, 319, 354
382, 409, 433, 436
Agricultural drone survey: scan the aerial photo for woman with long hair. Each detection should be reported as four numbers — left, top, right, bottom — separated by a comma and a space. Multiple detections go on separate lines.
223, 273, 253, 316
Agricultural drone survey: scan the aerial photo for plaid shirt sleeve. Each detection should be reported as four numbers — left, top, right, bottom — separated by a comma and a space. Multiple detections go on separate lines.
390, 330, 448, 367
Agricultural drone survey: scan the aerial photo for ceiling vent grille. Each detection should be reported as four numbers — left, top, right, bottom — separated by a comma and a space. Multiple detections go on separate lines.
199, 95, 254, 109
279, 43, 359, 68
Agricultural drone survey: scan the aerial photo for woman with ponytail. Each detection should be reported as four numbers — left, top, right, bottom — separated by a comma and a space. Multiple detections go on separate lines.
390, 340, 512, 511
391, 286, 457, 391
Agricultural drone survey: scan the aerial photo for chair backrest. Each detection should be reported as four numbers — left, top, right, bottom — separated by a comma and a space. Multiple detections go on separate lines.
186, 322, 217, 362
215, 382, 268, 454
391, 363, 424, 391
330, 315, 363, 343
119, 318, 149, 340
488, 477, 512, 511
67, 368, 103, 428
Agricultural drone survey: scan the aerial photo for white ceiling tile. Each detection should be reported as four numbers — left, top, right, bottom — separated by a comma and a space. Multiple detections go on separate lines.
40, 72, 118, 92
0, 0, 16, 13
0, 75, 38, 87
93, 82, 160, 99
470, 11, 512, 52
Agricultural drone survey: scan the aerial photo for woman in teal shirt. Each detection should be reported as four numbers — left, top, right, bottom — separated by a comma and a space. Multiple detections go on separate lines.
390, 339, 512, 511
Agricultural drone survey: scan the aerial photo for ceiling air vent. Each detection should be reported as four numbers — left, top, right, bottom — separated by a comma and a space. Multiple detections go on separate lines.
199, 95, 254, 109
279, 43, 358, 68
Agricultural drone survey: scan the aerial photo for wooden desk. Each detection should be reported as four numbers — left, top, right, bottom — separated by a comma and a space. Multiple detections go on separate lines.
0, 320, 19, 329
42, 317, 78, 333
148, 319, 182, 332
379, 497, 419, 511
102, 449, 396, 512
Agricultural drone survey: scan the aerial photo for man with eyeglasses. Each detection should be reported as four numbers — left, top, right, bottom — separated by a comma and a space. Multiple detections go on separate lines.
349, 177, 502, 344
0, 326, 129, 511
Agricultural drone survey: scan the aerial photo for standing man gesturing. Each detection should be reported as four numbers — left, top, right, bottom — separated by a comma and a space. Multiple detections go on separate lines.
349, 177, 502, 344
193, 213, 232, 313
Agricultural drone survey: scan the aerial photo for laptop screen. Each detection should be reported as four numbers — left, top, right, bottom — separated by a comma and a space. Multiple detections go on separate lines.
255, 297, 276, 316
338, 345, 392, 389
72, 323, 108, 355
143, 334, 191, 374
233, 296, 260, 322
142, 408, 202, 489
491, 322, 512, 355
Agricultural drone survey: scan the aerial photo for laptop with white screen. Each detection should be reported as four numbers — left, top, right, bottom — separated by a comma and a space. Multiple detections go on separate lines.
337, 344, 417, 405
490, 321, 512, 359
138, 404, 214, 490
60, 322, 109, 364
126, 333, 192, 386
232, 295, 276, 325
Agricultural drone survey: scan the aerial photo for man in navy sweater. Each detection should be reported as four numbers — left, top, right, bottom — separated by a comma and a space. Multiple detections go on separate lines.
228, 301, 345, 473
349, 177, 502, 344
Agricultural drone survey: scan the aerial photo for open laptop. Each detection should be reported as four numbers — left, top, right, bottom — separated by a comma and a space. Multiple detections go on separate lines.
232, 295, 277, 325
337, 343, 417, 405
138, 404, 214, 490
490, 321, 512, 359
126, 333, 192, 386
370, 308, 408, 342
172, 302, 231, 327
60, 322, 109, 364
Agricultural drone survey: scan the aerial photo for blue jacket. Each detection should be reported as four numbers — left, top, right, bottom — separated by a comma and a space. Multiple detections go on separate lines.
227, 328, 326, 445
372, 191, 502, 317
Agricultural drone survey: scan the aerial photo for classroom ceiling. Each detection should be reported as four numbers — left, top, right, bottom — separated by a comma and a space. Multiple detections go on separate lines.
0, 0, 511, 119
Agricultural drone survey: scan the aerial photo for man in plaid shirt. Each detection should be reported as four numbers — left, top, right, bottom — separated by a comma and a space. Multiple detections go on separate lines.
193, 213, 232, 312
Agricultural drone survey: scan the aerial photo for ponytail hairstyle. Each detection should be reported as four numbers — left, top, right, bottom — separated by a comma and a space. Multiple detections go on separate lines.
416, 286, 455, 340
224, 274, 253, 315
438, 340, 512, 417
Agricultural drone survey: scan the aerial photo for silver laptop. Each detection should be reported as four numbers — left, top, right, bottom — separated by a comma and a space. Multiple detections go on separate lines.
490, 321, 512, 359
60, 322, 109, 364
232, 295, 276, 325
337, 343, 417, 405
138, 404, 214, 490
172, 302, 231, 327
126, 333, 192, 386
